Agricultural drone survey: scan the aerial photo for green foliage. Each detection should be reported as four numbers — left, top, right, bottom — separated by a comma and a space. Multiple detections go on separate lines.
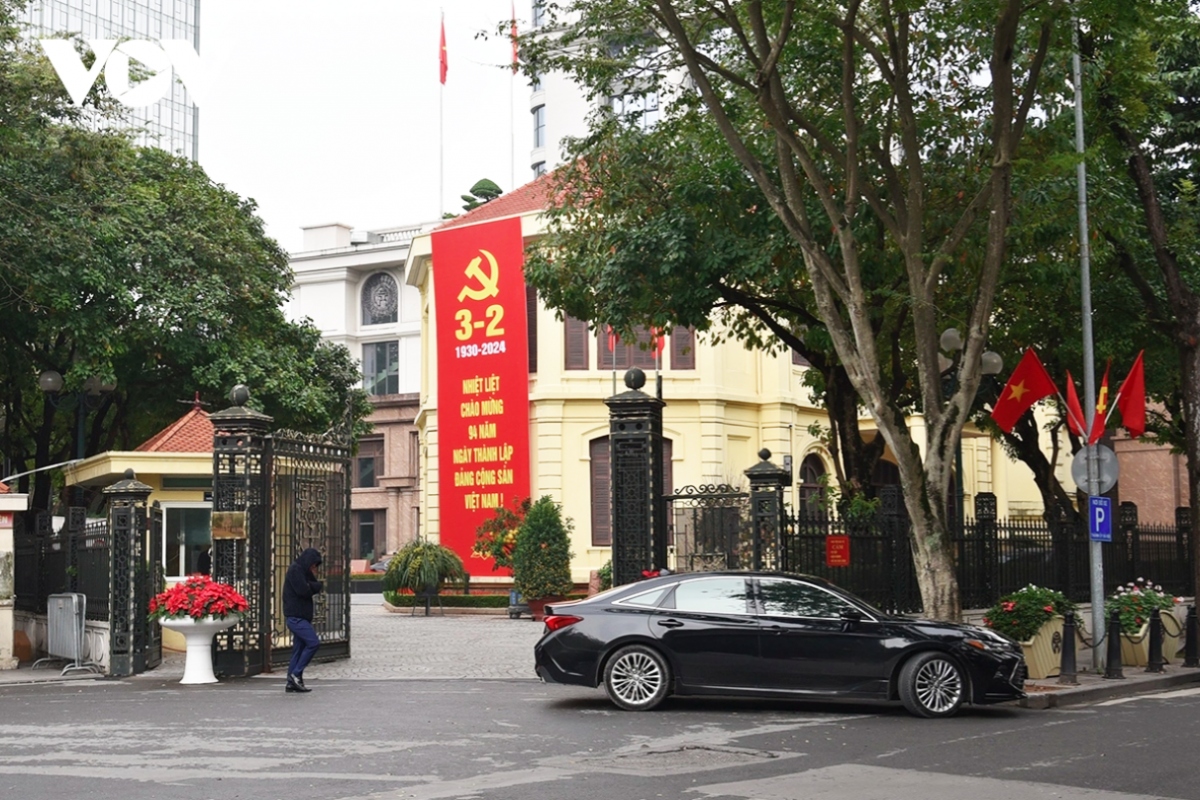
461, 178, 503, 211
512, 495, 575, 600
983, 585, 1076, 643
472, 496, 530, 571
597, 559, 613, 591
0, 4, 371, 509
1105, 578, 1180, 634
381, 540, 466, 594
384, 592, 510, 608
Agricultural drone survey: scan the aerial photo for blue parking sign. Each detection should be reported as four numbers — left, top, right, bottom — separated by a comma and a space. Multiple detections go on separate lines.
1089, 496, 1112, 542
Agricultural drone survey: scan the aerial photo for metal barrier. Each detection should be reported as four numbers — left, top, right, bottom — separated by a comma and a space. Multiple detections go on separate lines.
31, 593, 102, 676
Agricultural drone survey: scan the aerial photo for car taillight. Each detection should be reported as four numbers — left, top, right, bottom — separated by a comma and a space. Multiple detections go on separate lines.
544, 614, 582, 632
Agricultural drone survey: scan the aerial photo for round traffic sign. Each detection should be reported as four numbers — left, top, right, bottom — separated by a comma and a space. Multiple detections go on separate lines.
1071, 444, 1119, 494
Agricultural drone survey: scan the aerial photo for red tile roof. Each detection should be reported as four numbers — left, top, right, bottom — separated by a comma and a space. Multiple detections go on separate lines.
434, 172, 554, 232
135, 404, 214, 453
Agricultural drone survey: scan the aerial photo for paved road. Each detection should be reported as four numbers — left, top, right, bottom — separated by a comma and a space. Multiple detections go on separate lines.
4, 597, 1200, 800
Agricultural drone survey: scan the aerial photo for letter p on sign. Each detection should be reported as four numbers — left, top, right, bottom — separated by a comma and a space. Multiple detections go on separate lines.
1089, 495, 1112, 542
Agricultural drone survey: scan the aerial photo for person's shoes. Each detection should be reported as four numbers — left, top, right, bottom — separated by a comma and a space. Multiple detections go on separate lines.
293, 673, 307, 689
285, 674, 310, 693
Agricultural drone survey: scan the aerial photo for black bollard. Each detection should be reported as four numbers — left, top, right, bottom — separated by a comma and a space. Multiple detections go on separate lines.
1185, 605, 1199, 668
1104, 608, 1125, 680
1057, 611, 1079, 685
1146, 610, 1166, 673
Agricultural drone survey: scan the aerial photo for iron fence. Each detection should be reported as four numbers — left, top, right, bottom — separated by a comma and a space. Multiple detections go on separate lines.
782, 503, 1193, 614
12, 511, 111, 621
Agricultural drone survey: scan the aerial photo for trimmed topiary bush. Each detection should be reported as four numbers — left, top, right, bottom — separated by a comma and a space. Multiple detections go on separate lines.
512, 495, 575, 600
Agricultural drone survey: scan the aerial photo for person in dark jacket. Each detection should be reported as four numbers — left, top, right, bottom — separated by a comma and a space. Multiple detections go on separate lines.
283, 547, 323, 693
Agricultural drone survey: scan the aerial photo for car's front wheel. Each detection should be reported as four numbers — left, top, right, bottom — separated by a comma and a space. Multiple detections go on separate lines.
898, 652, 965, 718
604, 644, 670, 711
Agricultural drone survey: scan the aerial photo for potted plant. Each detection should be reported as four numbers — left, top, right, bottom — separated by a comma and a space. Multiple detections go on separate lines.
382, 539, 466, 614
512, 495, 575, 621
148, 574, 249, 684
983, 584, 1075, 680
1106, 578, 1183, 666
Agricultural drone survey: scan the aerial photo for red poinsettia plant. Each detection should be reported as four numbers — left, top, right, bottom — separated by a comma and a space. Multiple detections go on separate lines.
148, 574, 249, 621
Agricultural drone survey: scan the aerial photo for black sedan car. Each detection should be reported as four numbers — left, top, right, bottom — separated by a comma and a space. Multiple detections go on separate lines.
534, 571, 1026, 718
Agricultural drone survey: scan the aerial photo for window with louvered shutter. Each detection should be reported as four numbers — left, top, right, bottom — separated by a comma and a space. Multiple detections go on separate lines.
792, 348, 811, 366
598, 326, 659, 370
590, 436, 674, 547
671, 327, 695, 370
526, 283, 538, 373
565, 315, 589, 369
590, 438, 611, 545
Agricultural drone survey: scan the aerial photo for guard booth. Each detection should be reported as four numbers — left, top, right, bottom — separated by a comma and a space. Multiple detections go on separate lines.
208, 386, 351, 677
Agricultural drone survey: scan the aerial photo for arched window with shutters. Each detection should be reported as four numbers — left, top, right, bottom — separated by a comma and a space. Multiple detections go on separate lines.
798, 454, 827, 511
361, 272, 399, 326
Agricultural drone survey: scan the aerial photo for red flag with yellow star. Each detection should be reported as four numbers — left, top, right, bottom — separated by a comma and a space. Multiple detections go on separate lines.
991, 348, 1059, 433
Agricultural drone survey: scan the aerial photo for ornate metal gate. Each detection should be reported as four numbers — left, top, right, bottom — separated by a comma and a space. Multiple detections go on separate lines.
209, 389, 350, 677
268, 435, 351, 667
106, 474, 163, 676
663, 485, 752, 572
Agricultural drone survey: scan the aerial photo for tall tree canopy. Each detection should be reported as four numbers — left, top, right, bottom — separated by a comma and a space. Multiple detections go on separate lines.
0, 1, 371, 510
520, 0, 1124, 619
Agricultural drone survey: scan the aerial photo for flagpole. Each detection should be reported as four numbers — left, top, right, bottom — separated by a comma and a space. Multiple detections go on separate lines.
510, 1, 516, 192
439, 9, 445, 219
1072, 20, 1105, 671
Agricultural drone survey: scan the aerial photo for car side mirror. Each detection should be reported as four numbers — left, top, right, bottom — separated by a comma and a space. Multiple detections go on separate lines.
839, 608, 864, 624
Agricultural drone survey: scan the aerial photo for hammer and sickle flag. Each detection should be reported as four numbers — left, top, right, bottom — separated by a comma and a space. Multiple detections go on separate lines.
991, 348, 1058, 434
457, 249, 501, 302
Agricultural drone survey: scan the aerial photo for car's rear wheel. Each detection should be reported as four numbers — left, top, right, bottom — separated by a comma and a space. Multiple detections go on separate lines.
899, 652, 965, 718
604, 644, 670, 711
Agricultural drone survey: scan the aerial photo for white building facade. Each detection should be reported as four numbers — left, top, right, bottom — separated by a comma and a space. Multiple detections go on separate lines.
287, 221, 438, 561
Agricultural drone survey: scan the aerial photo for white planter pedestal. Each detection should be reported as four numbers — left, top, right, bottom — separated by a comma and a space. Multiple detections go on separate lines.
158, 615, 240, 684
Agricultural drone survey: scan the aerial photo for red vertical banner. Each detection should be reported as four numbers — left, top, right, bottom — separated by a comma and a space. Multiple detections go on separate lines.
432, 217, 531, 575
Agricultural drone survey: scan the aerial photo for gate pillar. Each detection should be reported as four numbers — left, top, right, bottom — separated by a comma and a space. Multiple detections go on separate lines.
209, 385, 273, 677
745, 450, 789, 571
605, 368, 665, 587
103, 469, 152, 677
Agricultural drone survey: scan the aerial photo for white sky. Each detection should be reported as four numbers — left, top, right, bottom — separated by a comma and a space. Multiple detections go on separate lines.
200, 1, 532, 253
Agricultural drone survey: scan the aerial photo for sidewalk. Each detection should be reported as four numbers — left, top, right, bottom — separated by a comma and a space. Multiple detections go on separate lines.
4, 598, 1200, 709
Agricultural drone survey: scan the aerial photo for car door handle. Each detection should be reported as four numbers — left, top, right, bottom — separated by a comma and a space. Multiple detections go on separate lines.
764, 625, 786, 635
656, 619, 684, 628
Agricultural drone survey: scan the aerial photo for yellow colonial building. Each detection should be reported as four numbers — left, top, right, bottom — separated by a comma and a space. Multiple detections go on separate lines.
405, 178, 1054, 586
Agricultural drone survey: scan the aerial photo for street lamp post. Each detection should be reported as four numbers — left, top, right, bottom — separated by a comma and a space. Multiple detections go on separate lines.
939, 329, 1003, 530
38, 369, 116, 505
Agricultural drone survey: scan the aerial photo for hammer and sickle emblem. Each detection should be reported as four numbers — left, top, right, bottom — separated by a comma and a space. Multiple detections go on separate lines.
457, 249, 501, 303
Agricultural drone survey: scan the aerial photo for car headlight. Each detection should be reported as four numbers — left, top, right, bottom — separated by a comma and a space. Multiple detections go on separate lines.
963, 627, 1015, 653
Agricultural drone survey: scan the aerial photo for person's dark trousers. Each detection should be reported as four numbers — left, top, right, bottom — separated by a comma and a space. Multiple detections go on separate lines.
286, 616, 320, 681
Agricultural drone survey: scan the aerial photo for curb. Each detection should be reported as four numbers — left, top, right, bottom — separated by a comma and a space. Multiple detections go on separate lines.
1019, 669, 1200, 709
381, 600, 510, 616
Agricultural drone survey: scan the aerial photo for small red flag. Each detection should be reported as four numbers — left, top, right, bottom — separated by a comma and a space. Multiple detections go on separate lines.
991, 349, 1059, 433
1116, 350, 1146, 438
1089, 360, 1111, 444
606, 324, 617, 353
439, 16, 448, 84
1064, 370, 1087, 437
510, 2, 519, 74
650, 327, 666, 357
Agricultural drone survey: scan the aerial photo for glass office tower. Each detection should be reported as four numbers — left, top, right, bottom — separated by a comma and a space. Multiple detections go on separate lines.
24, 0, 201, 161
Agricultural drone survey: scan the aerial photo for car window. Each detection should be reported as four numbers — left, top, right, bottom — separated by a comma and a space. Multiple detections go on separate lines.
672, 577, 752, 615
757, 578, 856, 619
617, 586, 670, 608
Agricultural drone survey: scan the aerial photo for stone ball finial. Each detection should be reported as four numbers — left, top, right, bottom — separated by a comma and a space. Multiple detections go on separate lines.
624, 368, 646, 391
123, 468, 135, 479
758, 448, 771, 461
230, 384, 251, 406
